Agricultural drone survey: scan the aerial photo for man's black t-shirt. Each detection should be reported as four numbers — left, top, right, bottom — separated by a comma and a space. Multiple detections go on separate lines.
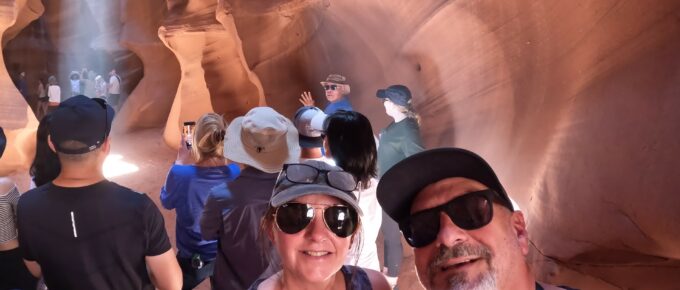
17, 180, 171, 290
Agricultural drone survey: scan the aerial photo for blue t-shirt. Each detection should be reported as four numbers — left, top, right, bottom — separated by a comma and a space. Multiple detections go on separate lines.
324, 96, 353, 115
160, 163, 240, 260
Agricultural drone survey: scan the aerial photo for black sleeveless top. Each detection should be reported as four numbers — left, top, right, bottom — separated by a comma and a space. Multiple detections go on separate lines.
248, 265, 372, 290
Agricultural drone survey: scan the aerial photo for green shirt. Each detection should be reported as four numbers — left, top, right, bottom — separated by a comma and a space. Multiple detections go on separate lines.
377, 118, 424, 177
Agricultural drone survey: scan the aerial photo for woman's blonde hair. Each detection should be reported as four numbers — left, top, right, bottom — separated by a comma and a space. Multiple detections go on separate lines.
192, 113, 227, 163
394, 102, 421, 125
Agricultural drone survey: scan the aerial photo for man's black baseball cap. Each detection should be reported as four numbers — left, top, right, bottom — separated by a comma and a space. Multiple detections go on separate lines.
49, 95, 115, 154
377, 147, 514, 225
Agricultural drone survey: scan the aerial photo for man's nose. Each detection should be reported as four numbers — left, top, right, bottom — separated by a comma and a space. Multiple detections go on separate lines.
435, 211, 469, 248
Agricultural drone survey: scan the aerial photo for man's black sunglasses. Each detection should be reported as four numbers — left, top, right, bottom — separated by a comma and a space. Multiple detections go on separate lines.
275, 202, 358, 238
399, 189, 500, 248
323, 84, 338, 91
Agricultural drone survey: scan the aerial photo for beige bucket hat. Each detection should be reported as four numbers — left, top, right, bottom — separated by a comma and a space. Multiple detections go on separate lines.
224, 107, 300, 173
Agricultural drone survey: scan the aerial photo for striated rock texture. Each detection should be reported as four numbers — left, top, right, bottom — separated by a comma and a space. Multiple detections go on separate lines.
1, 0, 679, 288
0, 0, 43, 173
159, 0, 265, 147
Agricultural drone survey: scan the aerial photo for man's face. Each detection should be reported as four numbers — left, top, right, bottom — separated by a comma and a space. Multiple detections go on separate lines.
410, 177, 529, 290
324, 83, 342, 103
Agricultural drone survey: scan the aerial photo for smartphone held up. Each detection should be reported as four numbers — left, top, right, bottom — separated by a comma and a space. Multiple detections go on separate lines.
183, 121, 196, 147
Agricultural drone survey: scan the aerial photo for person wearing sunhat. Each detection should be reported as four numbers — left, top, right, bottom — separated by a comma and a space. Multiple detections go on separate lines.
0, 127, 39, 290
375, 84, 425, 288
299, 74, 354, 115
377, 148, 574, 290
200, 106, 301, 289
16, 96, 182, 290
248, 159, 389, 290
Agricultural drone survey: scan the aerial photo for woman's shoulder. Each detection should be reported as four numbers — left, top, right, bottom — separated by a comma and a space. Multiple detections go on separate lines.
248, 272, 280, 290
0, 177, 16, 196
341, 265, 390, 290
361, 267, 391, 290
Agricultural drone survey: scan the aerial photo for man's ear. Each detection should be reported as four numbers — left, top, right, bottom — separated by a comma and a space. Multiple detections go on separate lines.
101, 137, 111, 154
511, 211, 530, 256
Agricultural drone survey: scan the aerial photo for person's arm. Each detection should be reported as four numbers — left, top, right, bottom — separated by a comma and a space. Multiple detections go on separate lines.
146, 249, 181, 290
175, 134, 195, 165
200, 185, 230, 240
23, 259, 42, 277
142, 196, 181, 289
364, 268, 391, 290
400, 122, 425, 157
159, 167, 180, 210
299, 91, 315, 106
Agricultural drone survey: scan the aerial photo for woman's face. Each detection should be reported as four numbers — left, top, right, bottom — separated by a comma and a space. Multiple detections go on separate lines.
272, 194, 354, 284
383, 99, 398, 118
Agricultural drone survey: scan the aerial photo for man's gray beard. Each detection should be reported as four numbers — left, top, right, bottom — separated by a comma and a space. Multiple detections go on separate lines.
428, 243, 496, 290
448, 269, 496, 290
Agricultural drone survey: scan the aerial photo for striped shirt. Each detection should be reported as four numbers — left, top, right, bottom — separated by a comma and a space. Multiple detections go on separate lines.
0, 185, 19, 242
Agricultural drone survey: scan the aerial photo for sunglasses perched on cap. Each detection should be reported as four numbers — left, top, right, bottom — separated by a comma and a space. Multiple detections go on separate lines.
275, 202, 359, 238
276, 163, 358, 192
399, 189, 504, 248
323, 84, 338, 91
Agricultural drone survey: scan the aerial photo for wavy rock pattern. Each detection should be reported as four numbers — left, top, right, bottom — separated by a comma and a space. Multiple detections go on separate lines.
1, 0, 679, 288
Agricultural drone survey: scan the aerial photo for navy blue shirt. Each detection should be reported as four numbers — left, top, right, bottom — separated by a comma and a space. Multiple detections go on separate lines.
160, 163, 240, 260
324, 96, 353, 115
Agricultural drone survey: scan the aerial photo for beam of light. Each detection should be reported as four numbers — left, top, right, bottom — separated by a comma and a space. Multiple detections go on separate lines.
103, 154, 139, 178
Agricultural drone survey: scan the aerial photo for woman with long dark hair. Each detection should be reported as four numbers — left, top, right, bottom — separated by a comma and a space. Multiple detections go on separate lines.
30, 114, 61, 188
323, 110, 383, 271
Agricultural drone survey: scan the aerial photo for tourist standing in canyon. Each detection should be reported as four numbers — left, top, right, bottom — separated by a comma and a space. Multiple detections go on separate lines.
299, 74, 354, 115
377, 148, 574, 290
375, 84, 425, 288
0, 127, 38, 290
161, 113, 240, 289
201, 107, 300, 289
248, 160, 389, 290
16, 96, 181, 290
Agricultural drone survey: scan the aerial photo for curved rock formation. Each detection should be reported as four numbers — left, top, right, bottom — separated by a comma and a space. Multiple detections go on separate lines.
1, 0, 679, 288
0, 0, 42, 174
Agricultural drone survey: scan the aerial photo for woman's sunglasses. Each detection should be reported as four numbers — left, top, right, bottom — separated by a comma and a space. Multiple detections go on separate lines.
278, 163, 358, 192
323, 84, 338, 91
274, 202, 358, 238
399, 190, 498, 248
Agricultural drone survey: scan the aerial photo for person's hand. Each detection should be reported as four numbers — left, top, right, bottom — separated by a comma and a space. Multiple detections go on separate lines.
176, 134, 195, 165
299, 91, 315, 107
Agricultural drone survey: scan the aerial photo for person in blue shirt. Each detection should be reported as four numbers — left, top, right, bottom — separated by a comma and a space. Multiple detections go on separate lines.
160, 113, 240, 290
299, 74, 353, 114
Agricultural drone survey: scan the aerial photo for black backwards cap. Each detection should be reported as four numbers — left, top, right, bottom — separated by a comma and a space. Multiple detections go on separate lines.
377, 147, 514, 225
49, 95, 115, 154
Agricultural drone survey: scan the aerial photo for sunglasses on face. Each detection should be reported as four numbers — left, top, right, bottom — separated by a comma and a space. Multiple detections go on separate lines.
278, 163, 358, 192
323, 84, 338, 91
399, 189, 498, 248
275, 202, 359, 238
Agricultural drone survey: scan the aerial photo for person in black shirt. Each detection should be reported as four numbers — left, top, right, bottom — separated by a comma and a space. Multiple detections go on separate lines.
17, 96, 182, 290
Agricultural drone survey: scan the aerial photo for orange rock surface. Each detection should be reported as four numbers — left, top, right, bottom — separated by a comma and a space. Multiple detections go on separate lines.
1, 0, 679, 288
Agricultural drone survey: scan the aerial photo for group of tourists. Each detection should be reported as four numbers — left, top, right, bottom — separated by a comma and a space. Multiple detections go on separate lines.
32, 68, 123, 120
0, 73, 575, 290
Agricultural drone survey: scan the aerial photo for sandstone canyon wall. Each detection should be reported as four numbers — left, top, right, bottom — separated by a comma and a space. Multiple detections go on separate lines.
1, 0, 679, 288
